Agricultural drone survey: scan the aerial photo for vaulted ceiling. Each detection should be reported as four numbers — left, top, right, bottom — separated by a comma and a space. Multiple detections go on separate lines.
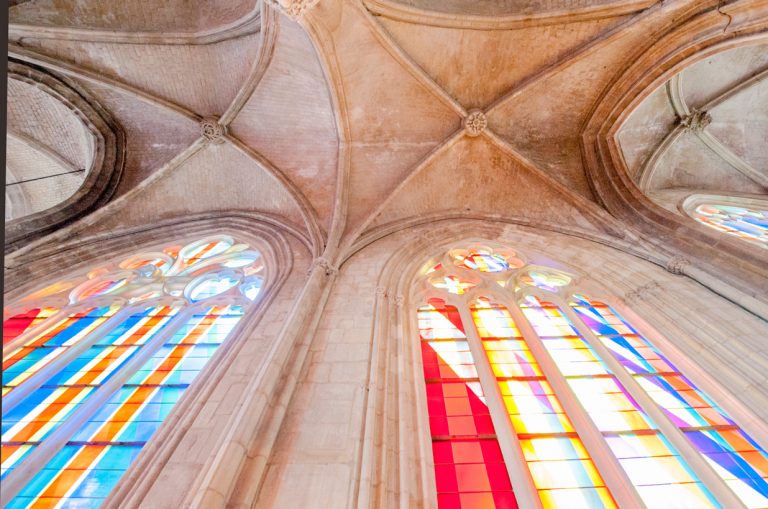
6, 0, 768, 264
618, 43, 768, 211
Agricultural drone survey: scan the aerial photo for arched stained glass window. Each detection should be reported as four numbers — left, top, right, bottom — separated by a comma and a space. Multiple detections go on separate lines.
1, 236, 266, 508
416, 246, 768, 509
688, 201, 768, 248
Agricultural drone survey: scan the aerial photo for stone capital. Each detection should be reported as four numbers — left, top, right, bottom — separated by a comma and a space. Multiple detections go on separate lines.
265, 0, 319, 20
666, 256, 691, 275
679, 109, 712, 133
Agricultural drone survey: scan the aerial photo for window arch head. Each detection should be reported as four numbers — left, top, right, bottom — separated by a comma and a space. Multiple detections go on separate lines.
1, 235, 267, 508
681, 194, 768, 248
414, 243, 768, 509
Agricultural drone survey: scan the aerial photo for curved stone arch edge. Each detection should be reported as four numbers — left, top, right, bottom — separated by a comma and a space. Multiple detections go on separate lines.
580, 3, 768, 300
9, 2, 261, 45
5, 59, 126, 252
2, 213, 306, 509
349, 219, 768, 508
343, 214, 768, 320
678, 192, 768, 217
3, 211, 313, 300
362, 0, 655, 30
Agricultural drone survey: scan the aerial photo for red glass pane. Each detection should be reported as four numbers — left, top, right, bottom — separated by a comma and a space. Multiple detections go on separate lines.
418, 299, 517, 508
3, 308, 56, 346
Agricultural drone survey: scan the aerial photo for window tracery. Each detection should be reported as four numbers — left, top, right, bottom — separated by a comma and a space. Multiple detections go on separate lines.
415, 246, 768, 509
1, 236, 265, 508
680, 195, 768, 248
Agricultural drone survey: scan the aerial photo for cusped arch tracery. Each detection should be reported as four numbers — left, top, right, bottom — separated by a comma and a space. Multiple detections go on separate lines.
413, 243, 768, 508
0, 228, 288, 508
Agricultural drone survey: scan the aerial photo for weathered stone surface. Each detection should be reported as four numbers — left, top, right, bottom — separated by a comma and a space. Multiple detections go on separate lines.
4, 2, 768, 509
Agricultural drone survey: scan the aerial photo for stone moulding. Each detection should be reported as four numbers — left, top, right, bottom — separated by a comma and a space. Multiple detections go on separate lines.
363, 0, 655, 30
8, 4, 261, 45
5, 59, 126, 254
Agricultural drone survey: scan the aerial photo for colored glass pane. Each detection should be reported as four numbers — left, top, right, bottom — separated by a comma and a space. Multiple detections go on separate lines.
472, 298, 616, 508
241, 277, 263, 301
21, 280, 79, 302
3, 308, 58, 346
119, 255, 172, 274
431, 275, 477, 295
2, 305, 121, 395
180, 239, 232, 267
2, 237, 263, 506
221, 252, 261, 268
77, 277, 131, 300
518, 271, 571, 292
188, 275, 239, 302
572, 296, 768, 508
7, 305, 244, 508
418, 298, 518, 509
521, 295, 719, 507
1, 306, 180, 478
692, 203, 768, 247
455, 252, 510, 273
426, 263, 443, 275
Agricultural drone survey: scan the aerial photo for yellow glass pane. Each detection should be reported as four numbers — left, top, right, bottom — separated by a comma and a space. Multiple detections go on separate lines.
510, 412, 574, 434
528, 459, 604, 489
520, 438, 589, 462
491, 363, 542, 378
539, 487, 617, 509
605, 434, 677, 459
499, 379, 554, 396
503, 395, 564, 415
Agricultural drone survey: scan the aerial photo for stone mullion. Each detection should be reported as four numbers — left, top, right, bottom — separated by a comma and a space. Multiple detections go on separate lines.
453, 297, 543, 509
559, 299, 749, 509
498, 292, 645, 509
611, 294, 768, 452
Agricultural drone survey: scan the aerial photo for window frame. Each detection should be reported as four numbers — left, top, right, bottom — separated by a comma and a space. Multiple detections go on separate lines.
1, 232, 283, 508
679, 192, 768, 248
411, 245, 768, 508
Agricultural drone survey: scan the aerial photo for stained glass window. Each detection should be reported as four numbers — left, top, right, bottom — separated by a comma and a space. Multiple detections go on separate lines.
418, 246, 768, 508
418, 298, 518, 508
472, 298, 616, 508
3, 308, 59, 347
1, 236, 265, 506
572, 296, 768, 508
692, 203, 768, 248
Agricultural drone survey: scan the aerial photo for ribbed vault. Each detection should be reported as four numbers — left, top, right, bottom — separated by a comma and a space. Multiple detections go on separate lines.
5, 0, 768, 299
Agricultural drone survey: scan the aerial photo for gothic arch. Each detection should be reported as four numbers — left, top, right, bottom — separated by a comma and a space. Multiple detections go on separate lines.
5, 60, 126, 253
581, 2, 768, 304
352, 220, 768, 507
1, 214, 298, 507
